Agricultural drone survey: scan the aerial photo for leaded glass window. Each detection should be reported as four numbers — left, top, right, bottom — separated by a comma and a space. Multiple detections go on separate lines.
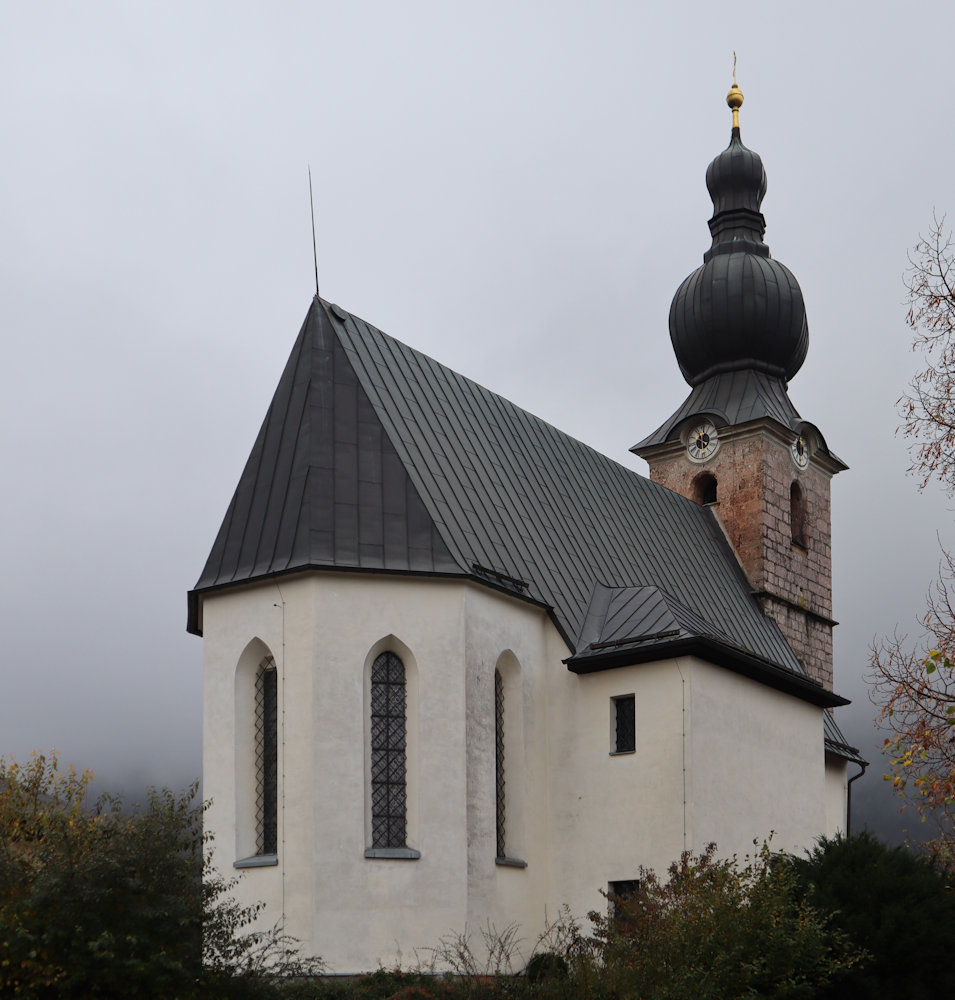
254, 656, 278, 855
370, 652, 407, 849
494, 669, 506, 858
614, 695, 635, 754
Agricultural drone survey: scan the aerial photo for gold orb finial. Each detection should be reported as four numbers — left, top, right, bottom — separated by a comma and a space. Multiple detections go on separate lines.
727, 51, 743, 129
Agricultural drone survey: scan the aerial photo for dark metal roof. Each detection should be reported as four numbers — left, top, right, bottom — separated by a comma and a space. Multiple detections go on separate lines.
632, 369, 846, 469
824, 711, 867, 765
573, 583, 735, 652
670, 127, 808, 388
189, 297, 839, 706
190, 301, 460, 616
634, 369, 800, 449
565, 584, 847, 709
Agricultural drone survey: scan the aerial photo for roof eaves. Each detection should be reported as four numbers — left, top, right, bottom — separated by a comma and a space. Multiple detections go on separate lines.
824, 738, 867, 766
186, 562, 555, 639
565, 632, 848, 708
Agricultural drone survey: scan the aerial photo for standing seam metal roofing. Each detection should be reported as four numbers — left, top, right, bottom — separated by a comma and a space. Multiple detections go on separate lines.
323, 300, 802, 670
189, 296, 863, 750
192, 298, 802, 672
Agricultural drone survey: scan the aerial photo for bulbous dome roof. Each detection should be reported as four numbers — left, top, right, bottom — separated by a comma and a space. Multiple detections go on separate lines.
669, 127, 808, 386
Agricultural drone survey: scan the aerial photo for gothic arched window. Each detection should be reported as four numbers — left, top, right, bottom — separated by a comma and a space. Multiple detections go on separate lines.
370, 651, 407, 849
254, 655, 278, 856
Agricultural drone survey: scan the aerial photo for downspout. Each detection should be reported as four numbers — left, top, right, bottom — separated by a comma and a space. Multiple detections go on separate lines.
845, 760, 867, 837
675, 662, 688, 852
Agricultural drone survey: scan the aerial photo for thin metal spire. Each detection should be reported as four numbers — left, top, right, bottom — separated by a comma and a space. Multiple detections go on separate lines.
308, 165, 319, 297
727, 53, 743, 131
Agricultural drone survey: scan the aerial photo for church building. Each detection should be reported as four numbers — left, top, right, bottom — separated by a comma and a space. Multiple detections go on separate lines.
189, 81, 863, 972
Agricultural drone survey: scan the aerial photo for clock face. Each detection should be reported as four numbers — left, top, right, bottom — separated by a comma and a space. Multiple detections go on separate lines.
791, 435, 810, 470
687, 421, 719, 462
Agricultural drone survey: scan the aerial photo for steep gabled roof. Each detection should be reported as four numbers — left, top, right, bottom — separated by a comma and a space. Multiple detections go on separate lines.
191, 299, 458, 598
189, 297, 841, 709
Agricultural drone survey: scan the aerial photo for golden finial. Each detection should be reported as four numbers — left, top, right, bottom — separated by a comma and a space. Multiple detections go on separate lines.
727, 51, 743, 129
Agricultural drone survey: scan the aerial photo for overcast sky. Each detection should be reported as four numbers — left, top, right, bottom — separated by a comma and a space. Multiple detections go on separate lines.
3, 1, 953, 844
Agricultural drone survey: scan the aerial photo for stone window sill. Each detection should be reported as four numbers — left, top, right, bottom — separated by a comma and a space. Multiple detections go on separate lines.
364, 847, 421, 860
610, 749, 636, 757
234, 854, 278, 869
495, 856, 528, 868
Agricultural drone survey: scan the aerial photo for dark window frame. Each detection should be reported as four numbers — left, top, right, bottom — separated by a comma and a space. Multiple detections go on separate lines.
254, 656, 278, 856
612, 694, 636, 754
608, 878, 642, 921
494, 669, 506, 859
370, 651, 408, 850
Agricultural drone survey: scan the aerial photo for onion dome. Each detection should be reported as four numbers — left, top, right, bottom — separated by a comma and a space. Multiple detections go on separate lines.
669, 79, 808, 387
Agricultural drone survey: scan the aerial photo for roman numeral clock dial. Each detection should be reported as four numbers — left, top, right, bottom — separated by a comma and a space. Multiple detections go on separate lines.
791, 434, 810, 469
686, 420, 719, 462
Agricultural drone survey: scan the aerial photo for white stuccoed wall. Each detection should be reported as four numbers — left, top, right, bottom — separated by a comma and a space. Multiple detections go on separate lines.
825, 755, 849, 837
201, 572, 844, 972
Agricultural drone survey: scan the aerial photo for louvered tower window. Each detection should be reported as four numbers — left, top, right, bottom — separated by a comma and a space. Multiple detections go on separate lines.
254, 656, 278, 855
370, 652, 407, 849
494, 669, 506, 859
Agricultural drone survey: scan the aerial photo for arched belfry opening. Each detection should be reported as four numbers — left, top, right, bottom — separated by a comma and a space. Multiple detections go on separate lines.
693, 472, 718, 505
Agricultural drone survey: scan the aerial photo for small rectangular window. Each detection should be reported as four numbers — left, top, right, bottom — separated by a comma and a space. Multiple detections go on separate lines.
609, 878, 641, 899
608, 879, 642, 919
613, 695, 635, 754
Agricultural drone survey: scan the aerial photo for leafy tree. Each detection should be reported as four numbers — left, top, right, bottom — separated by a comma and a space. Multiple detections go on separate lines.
788, 833, 955, 1000
869, 214, 955, 865
900, 214, 955, 493
0, 751, 322, 999
870, 618, 955, 865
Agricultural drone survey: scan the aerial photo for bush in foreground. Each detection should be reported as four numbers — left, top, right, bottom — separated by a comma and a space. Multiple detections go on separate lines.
788, 832, 955, 1000
0, 752, 322, 999
566, 841, 862, 1000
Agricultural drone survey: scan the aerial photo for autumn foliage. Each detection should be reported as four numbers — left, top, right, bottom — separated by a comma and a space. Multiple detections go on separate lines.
582, 842, 862, 1000
0, 752, 322, 999
868, 215, 955, 866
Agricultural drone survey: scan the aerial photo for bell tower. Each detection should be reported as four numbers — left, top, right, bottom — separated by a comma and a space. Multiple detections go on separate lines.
633, 75, 846, 691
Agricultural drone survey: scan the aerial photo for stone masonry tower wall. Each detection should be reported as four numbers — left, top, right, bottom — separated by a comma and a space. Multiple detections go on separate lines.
645, 425, 837, 690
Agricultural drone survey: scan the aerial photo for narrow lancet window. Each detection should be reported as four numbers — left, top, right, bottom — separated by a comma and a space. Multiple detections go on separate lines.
790, 481, 808, 548
370, 652, 407, 849
494, 669, 506, 859
254, 655, 278, 856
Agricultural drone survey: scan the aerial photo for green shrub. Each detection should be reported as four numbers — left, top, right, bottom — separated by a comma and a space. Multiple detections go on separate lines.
788, 832, 955, 1000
